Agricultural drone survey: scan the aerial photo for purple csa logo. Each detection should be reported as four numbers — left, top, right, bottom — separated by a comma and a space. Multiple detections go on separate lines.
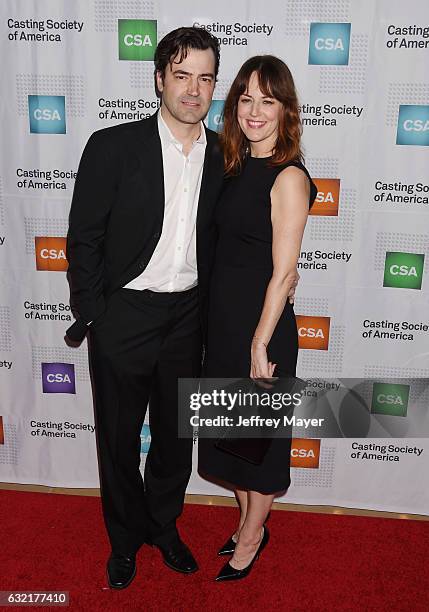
42, 363, 75, 394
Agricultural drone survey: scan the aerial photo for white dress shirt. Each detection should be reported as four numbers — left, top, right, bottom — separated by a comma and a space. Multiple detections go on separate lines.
124, 111, 206, 292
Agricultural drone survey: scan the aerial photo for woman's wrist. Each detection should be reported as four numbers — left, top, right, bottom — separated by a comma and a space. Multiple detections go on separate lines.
252, 334, 268, 348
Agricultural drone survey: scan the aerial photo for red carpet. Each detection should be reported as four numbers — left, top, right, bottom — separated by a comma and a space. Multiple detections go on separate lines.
1, 490, 428, 611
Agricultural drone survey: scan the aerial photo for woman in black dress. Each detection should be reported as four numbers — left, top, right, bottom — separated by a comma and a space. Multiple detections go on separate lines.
198, 55, 317, 581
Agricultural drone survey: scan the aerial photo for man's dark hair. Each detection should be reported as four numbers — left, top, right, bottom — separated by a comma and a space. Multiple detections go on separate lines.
154, 26, 220, 80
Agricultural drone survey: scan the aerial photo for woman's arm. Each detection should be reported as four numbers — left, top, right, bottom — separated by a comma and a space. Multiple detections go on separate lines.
250, 165, 310, 380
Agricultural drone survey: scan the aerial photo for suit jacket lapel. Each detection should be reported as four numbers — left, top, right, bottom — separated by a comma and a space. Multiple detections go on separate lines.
135, 113, 165, 224
196, 128, 216, 229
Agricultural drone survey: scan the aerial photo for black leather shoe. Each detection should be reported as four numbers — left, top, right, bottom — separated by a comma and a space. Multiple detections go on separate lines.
107, 552, 136, 589
217, 534, 237, 556
157, 538, 198, 574
215, 526, 269, 582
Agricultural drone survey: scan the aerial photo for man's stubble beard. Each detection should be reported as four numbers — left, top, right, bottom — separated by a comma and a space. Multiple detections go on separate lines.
162, 95, 211, 126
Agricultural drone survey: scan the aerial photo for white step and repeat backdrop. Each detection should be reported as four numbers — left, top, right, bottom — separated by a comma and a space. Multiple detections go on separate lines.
0, 0, 428, 514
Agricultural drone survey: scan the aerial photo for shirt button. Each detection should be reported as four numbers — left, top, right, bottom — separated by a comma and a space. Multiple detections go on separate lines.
184, 187, 188, 192
153, 232, 160, 239
177, 246, 182, 251
180, 218, 184, 222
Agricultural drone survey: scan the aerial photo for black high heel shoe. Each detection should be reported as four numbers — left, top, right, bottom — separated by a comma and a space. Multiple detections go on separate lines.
218, 522, 268, 556
215, 526, 270, 582
217, 534, 238, 556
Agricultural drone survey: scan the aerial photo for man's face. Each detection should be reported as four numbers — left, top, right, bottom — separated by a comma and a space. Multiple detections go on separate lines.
156, 47, 216, 125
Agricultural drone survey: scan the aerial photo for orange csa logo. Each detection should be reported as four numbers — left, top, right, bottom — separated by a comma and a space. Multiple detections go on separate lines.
291, 438, 320, 468
35, 237, 68, 271
296, 315, 330, 350
310, 179, 340, 216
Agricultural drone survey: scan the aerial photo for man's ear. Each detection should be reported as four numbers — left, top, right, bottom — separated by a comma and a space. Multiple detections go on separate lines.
155, 70, 164, 94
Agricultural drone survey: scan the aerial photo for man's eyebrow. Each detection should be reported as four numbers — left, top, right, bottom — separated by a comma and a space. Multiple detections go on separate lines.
172, 69, 215, 78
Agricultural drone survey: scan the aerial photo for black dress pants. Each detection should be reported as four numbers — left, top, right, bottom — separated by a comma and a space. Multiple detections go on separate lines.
88, 286, 202, 554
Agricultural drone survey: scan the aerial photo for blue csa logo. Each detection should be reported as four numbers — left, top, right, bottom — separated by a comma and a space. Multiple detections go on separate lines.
140, 423, 151, 454
28, 95, 66, 134
207, 100, 225, 132
396, 105, 429, 146
308, 23, 351, 65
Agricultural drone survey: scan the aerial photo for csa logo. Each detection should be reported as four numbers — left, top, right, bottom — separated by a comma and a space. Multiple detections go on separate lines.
383, 252, 424, 290
296, 316, 330, 350
0, 416, 4, 445
396, 105, 429, 147
291, 438, 320, 468
308, 23, 351, 65
28, 95, 66, 134
310, 179, 340, 216
140, 423, 151, 454
118, 19, 157, 61
207, 100, 225, 132
42, 363, 75, 394
371, 383, 409, 417
35, 237, 68, 271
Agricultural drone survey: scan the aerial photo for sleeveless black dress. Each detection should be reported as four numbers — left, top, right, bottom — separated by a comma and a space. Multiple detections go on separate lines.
198, 156, 317, 494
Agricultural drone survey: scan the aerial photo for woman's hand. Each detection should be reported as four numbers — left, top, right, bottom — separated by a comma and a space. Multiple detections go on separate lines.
250, 337, 277, 388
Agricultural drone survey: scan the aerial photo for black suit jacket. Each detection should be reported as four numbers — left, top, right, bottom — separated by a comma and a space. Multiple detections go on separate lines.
66, 112, 224, 342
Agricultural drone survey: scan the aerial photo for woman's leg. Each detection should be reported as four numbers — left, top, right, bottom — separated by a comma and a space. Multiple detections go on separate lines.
232, 488, 248, 540
230, 490, 274, 569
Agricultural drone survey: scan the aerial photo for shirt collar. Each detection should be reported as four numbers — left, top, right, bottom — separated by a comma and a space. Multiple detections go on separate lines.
157, 110, 206, 151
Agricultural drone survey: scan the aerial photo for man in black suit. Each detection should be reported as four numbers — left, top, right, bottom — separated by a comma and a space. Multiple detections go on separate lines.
66, 27, 223, 588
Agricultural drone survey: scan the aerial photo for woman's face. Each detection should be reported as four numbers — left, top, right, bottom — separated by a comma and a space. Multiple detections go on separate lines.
237, 71, 282, 153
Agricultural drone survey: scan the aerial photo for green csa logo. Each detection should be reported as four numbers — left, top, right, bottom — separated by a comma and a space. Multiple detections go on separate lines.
118, 19, 157, 61
383, 252, 424, 290
371, 383, 409, 417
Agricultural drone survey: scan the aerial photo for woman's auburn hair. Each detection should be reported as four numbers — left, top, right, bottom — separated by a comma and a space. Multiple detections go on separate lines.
220, 55, 302, 175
